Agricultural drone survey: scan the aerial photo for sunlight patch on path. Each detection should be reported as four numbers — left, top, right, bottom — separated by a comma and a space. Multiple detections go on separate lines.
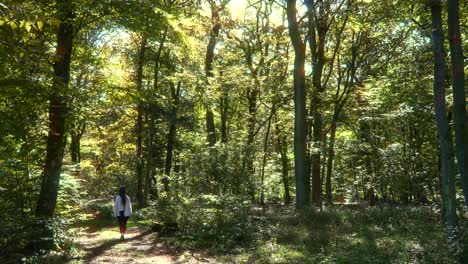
76, 227, 175, 264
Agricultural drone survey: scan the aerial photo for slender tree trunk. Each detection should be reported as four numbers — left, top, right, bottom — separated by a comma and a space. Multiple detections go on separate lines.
325, 115, 338, 205
275, 112, 291, 205
163, 81, 181, 192
278, 134, 291, 205
246, 87, 258, 199
260, 110, 272, 206
70, 121, 85, 163
311, 106, 322, 207
307, 0, 327, 208
154, 27, 168, 91
220, 88, 229, 143
136, 35, 148, 207
205, 5, 221, 146
163, 123, 176, 192
36, 0, 74, 218
430, 0, 458, 242
447, 0, 468, 206
148, 27, 168, 199
143, 113, 153, 207
205, 110, 216, 146
70, 133, 78, 163
287, 0, 307, 209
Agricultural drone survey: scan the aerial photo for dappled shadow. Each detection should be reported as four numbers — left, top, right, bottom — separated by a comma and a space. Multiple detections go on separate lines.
251, 206, 450, 263
82, 230, 151, 262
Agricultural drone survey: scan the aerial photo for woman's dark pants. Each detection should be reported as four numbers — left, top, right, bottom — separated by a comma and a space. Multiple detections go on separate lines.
118, 211, 129, 234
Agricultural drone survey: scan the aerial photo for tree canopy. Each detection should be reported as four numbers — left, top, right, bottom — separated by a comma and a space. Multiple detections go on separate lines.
0, 0, 467, 263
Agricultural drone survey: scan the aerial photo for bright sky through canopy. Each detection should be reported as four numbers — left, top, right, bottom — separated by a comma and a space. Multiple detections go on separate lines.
228, 0, 247, 20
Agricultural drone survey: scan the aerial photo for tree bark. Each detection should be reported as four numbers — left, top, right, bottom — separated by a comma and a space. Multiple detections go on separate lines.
144, 26, 169, 201
70, 121, 85, 163
163, 81, 181, 192
220, 87, 229, 143
136, 35, 148, 207
205, 3, 221, 146
287, 0, 308, 209
307, 0, 327, 208
260, 109, 273, 205
277, 130, 291, 205
325, 115, 337, 205
36, 0, 74, 218
142, 113, 153, 207
447, 0, 468, 206
430, 0, 458, 242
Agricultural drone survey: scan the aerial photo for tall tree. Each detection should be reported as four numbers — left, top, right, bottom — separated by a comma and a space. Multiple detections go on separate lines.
429, 0, 458, 242
205, 0, 226, 146
36, 0, 74, 218
163, 81, 181, 192
135, 34, 148, 206
287, 0, 308, 209
447, 0, 468, 206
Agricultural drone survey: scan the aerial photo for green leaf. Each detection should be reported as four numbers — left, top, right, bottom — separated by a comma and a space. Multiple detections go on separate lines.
9, 21, 17, 30
37, 21, 43, 30
25, 22, 31, 32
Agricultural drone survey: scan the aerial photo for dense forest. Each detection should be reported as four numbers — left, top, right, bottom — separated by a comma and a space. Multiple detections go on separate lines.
0, 0, 467, 263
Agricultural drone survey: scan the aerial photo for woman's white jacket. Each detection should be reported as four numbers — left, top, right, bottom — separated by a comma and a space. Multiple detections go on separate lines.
113, 194, 132, 217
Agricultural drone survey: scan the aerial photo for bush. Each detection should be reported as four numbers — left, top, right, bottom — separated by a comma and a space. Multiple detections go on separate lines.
140, 194, 257, 251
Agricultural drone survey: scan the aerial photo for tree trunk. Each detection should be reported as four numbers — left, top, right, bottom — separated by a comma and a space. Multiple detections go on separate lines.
143, 113, 153, 207
325, 116, 338, 205
154, 26, 168, 91
70, 134, 78, 163
307, 0, 327, 208
163, 123, 175, 192
206, 110, 216, 146
36, 0, 74, 219
260, 110, 272, 206
70, 121, 85, 163
447, 0, 468, 206
136, 35, 148, 207
311, 107, 322, 207
274, 112, 291, 205
430, 0, 458, 242
148, 26, 168, 200
287, 0, 308, 209
163, 81, 181, 192
246, 87, 258, 199
205, 4, 221, 146
220, 88, 229, 143
278, 135, 291, 205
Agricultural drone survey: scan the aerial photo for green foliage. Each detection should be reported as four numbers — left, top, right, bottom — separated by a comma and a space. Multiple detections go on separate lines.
139, 194, 256, 251
224, 206, 460, 264
0, 0, 467, 261
187, 142, 248, 195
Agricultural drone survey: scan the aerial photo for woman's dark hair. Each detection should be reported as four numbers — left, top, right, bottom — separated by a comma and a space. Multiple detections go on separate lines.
119, 186, 127, 206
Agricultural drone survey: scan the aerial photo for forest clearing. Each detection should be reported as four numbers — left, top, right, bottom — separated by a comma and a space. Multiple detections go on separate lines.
0, 0, 467, 263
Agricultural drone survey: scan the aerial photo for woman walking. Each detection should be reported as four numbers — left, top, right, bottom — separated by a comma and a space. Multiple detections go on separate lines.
113, 186, 132, 239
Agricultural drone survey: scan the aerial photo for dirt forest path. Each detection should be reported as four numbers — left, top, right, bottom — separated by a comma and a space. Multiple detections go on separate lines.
75, 225, 177, 264
66, 166, 219, 264
74, 223, 219, 264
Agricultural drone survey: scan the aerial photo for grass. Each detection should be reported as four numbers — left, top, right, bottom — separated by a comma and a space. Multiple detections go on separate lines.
62, 199, 466, 264
212, 205, 464, 264
58, 186, 466, 264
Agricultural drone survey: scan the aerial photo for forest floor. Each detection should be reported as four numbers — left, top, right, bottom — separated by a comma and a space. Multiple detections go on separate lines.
72, 214, 219, 264
59, 166, 465, 264
61, 163, 218, 264
75, 225, 174, 264
69, 203, 466, 264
